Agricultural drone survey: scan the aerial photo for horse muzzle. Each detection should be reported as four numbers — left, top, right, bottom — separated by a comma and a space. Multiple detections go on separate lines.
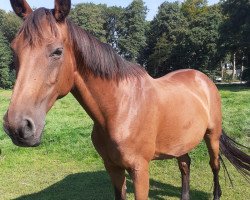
3, 111, 44, 147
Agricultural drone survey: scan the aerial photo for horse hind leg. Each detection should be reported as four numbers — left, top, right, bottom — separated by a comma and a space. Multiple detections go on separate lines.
204, 129, 222, 200
177, 154, 191, 200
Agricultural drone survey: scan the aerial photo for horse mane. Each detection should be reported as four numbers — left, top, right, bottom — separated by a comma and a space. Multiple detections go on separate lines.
17, 8, 146, 80
66, 19, 146, 80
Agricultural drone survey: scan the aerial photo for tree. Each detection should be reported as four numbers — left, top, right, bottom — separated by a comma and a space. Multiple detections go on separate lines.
0, 10, 21, 88
220, 0, 250, 49
181, 5, 223, 70
0, 31, 12, 89
70, 3, 107, 42
0, 9, 4, 23
0, 10, 21, 43
181, 0, 208, 19
147, 34, 172, 76
103, 6, 124, 52
118, 0, 147, 62
144, 1, 223, 77
219, 0, 250, 82
144, 2, 188, 77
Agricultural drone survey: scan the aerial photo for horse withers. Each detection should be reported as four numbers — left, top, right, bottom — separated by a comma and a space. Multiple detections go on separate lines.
3, 0, 250, 200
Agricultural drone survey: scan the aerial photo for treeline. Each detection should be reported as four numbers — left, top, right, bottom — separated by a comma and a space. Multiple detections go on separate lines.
0, 9, 21, 88
0, 0, 249, 88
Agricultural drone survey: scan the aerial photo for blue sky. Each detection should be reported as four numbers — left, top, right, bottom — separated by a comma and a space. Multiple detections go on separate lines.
0, 0, 219, 20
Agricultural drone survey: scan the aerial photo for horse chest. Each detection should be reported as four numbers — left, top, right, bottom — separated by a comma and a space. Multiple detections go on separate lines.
92, 124, 155, 168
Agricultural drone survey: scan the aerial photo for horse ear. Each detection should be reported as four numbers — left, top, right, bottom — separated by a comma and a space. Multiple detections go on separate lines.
10, 0, 33, 19
53, 0, 71, 22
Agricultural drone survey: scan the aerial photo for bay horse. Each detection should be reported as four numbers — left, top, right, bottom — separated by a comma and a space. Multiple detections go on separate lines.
3, 1, 250, 200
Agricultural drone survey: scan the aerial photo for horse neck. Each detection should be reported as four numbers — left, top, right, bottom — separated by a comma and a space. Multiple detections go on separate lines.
67, 20, 153, 127
71, 70, 149, 127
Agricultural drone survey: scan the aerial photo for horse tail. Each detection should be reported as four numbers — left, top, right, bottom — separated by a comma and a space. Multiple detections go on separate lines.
219, 130, 250, 183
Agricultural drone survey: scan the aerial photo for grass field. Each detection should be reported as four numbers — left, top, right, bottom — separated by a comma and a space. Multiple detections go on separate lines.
0, 86, 249, 200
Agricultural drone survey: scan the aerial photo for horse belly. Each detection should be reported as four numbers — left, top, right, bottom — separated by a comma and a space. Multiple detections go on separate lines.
154, 95, 209, 158
155, 124, 206, 159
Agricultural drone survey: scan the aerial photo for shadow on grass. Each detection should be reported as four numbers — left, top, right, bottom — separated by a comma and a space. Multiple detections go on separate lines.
15, 171, 209, 200
216, 84, 249, 92
148, 179, 210, 200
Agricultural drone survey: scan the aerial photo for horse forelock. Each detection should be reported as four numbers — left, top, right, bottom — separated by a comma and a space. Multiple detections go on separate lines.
16, 8, 58, 46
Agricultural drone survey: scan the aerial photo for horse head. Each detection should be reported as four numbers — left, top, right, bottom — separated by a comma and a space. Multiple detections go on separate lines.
3, 0, 75, 147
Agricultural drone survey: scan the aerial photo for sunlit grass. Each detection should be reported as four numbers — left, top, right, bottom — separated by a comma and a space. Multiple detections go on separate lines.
0, 86, 249, 200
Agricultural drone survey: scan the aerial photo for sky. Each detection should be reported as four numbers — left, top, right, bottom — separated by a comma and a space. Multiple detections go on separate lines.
0, 0, 219, 21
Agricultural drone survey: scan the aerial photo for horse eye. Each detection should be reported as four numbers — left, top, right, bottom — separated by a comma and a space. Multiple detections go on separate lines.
50, 48, 63, 57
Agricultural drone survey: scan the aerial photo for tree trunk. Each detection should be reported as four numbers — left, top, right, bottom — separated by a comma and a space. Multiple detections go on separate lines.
233, 53, 236, 80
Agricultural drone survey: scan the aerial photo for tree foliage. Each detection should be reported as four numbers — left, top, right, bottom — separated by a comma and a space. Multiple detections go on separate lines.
220, 0, 250, 50
104, 6, 124, 51
118, 0, 147, 62
217, 0, 250, 83
184, 5, 223, 70
145, 2, 188, 76
0, 1, 249, 85
0, 11, 21, 43
0, 31, 12, 88
70, 3, 107, 42
144, 1, 223, 77
181, 0, 208, 19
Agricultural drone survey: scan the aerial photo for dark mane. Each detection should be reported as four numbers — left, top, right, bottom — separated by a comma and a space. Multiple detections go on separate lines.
17, 8, 146, 80
66, 19, 146, 80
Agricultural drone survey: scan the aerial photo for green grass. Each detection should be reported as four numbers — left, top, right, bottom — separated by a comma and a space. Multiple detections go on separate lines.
0, 86, 249, 200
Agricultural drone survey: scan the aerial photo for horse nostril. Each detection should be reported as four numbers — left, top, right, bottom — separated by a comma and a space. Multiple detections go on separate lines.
25, 119, 33, 131
19, 118, 35, 139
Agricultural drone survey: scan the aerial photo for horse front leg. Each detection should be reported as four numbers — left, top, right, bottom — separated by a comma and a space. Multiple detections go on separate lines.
104, 162, 127, 200
91, 126, 126, 200
177, 154, 191, 200
128, 160, 150, 200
